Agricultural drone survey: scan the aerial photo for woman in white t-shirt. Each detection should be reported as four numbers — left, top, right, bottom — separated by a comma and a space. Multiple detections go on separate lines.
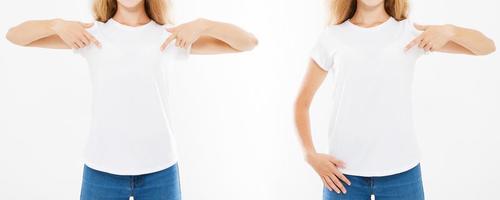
294, 0, 495, 199
6, 0, 257, 199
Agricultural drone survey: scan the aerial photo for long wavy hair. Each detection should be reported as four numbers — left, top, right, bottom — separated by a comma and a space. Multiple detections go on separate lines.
92, 0, 172, 25
329, 0, 408, 25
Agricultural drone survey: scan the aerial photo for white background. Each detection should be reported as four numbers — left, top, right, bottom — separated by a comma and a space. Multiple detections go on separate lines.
1, 0, 499, 199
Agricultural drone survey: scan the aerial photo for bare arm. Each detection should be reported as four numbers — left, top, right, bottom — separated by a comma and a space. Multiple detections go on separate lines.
294, 60, 350, 194
160, 18, 258, 54
5, 18, 100, 49
193, 19, 258, 53
405, 24, 496, 55
443, 25, 496, 55
6, 19, 61, 47
295, 60, 328, 156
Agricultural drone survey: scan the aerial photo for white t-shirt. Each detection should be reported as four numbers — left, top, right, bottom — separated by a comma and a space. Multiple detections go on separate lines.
310, 17, 426, 176
74, 18, 188, 175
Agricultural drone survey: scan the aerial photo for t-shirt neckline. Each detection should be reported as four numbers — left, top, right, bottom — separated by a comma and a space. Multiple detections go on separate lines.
346, 17, 395, 31
107, 18, 155, 31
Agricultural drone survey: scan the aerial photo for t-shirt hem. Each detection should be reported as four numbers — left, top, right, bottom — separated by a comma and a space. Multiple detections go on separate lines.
83, 158, 178, 176
339, 159, 421, 177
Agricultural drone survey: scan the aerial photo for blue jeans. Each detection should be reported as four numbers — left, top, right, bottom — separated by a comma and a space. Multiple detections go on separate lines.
324, 164, 424, 200
80, 163, 181, 200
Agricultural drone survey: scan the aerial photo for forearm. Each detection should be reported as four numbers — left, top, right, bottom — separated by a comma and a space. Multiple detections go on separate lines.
6, 19, 58, 46
449, 25, 496, 55
294, 102, 317, 157
200, 19, 258, 51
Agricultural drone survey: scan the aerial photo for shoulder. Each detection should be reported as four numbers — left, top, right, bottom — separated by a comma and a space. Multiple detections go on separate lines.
398, 18, 414, 28
153, 23, 175, 38
311, 24, 345, 55
315, 24, 344, 47
398, 17, 422, 36
322, 23, 344, 36
85, 20, 105, 35
318, 20, 351, 39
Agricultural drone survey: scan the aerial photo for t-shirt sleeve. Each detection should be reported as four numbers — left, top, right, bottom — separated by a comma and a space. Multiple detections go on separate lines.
73, 22, 99, 58
310, 28, 336, 71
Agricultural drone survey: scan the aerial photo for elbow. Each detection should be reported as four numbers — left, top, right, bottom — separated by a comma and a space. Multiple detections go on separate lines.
248, 34, 259, 50
489, 39, 496, 54
5, 27, 28, 46
237, 33, 258, 52
294, 97, 311, 113
476, 38, 496, 56
5, 28, 15, 44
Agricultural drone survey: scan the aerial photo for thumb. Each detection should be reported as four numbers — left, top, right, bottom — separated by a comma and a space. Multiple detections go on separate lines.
414, 23, 428, 31
81, 22, 94, 28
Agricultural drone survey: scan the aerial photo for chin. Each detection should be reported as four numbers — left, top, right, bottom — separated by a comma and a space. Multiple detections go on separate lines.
117, 0, 143, 8
359, 0, 384, 7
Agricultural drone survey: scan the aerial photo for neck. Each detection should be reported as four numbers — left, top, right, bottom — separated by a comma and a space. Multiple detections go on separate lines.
112, 2, 150, 26
350, 1, 390, 26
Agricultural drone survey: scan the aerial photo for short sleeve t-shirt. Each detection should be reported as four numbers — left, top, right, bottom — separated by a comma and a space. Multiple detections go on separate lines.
74, 18, 189, 175
310, 17, 425, 176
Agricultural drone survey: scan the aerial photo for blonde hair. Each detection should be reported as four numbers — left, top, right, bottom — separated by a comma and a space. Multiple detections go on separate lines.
92, 0, 172, 25
329, 0, 408, 25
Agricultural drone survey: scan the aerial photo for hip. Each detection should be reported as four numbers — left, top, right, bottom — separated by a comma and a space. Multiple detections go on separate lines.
324, 163, 424, 200
80, 163, 181, 200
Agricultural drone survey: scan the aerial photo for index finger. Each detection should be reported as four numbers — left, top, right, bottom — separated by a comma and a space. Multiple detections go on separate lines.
84, 31, 101, 48
405, 34, 423, 51
160, 33, 176, 51
333, 170, 351, 186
